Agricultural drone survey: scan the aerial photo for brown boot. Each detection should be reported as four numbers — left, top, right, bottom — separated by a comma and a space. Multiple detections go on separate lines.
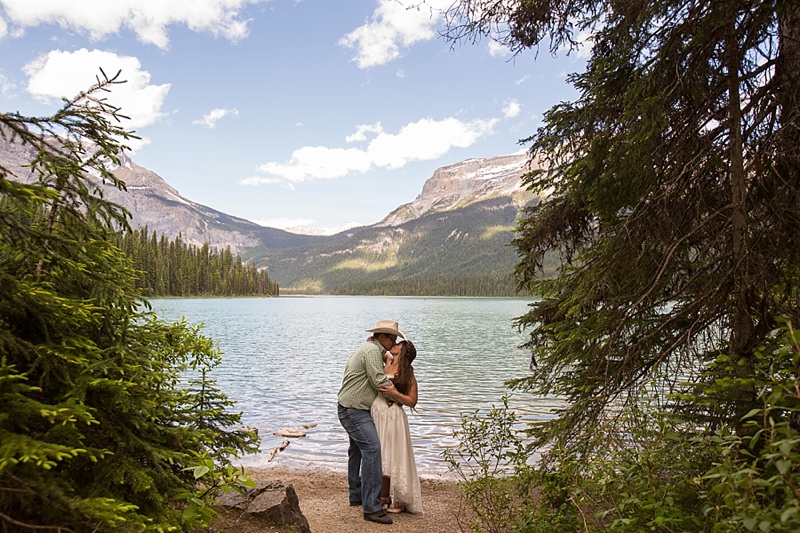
380, 475, 392, 508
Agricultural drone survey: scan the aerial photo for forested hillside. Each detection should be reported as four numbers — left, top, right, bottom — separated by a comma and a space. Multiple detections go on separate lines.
252, 196, 554, 295
118, 227, 279, 297
0, 125, 542, 297
333, 274, 518, 296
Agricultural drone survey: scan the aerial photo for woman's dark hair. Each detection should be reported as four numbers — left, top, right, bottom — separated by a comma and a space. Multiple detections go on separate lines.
393, 340, 416, 395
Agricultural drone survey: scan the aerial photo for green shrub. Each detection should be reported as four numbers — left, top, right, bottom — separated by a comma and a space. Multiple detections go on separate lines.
701, 322, 800, 532
445, 322, 800, 532
443, 396, 579, 532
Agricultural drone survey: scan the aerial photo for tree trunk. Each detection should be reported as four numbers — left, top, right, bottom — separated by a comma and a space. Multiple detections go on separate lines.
724, 3, 752, 361
778, 4, 800, 305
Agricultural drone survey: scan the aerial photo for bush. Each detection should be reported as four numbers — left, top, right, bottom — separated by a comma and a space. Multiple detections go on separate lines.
442, 396, 574, 532
701, 321, 800, 532
445, 322, 800, 532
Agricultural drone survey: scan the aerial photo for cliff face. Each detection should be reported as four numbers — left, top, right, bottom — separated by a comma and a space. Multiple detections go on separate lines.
102, 152, 262, 252
0, 132, 262, 253
378, 153, 534, 227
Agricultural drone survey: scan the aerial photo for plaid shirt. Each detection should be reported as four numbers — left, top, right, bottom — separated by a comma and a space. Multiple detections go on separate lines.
337, 339, 392, 410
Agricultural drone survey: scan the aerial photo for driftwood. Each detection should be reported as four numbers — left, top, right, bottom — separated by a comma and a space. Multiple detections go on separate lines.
273, 428, 306, 438
268, 439, 292, 462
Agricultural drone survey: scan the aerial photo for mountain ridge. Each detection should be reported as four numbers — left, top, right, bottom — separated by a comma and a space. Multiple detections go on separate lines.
377, 153, 531, 227
1, 132, 542, 293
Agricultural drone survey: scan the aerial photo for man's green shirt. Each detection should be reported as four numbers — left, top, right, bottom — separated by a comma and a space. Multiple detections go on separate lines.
337, 339, 391, 410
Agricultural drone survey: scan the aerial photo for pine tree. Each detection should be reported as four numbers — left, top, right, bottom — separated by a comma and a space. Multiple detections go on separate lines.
0, 72, 258, 532
444, 0, 800, 446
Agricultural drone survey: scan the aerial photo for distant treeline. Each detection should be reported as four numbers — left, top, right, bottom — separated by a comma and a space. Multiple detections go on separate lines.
117, 228, 278, 297
332, 275, 521, 297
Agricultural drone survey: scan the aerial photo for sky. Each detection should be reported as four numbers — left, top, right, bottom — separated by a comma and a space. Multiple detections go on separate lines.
0, 0, 587, 234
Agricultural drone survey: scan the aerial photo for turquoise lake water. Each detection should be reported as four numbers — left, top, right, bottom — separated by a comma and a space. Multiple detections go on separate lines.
149, 296, 559, 479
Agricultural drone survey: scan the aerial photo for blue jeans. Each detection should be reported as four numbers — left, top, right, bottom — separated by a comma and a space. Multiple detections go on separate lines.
337, 403, 383, 514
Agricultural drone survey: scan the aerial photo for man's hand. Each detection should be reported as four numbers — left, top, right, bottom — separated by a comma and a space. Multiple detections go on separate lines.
379, 382, 396, 397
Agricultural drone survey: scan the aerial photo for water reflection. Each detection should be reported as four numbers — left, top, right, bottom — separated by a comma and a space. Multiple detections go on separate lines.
150, 296, 561, 478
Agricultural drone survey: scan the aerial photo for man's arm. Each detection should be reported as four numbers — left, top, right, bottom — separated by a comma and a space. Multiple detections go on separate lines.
364, 346, 392, 389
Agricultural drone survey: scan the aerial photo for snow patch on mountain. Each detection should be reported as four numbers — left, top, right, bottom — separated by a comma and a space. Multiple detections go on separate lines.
377, 153, 536, 227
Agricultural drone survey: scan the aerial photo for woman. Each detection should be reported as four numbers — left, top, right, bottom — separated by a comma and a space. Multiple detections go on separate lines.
372, 339, 423, 514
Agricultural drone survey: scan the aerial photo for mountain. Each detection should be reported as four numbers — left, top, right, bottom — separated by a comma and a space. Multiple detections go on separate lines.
377, 153, 533, 227
0, 130, 327, 254
1, 131, 542, 294
245, 153, 541, 293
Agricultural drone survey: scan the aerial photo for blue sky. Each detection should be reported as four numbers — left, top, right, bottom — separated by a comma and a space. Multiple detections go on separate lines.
0, 0, 587, 234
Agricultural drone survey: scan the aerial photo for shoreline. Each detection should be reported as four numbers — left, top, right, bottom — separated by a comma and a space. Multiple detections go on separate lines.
209, 465, 467, 533
238, 456, 460, 483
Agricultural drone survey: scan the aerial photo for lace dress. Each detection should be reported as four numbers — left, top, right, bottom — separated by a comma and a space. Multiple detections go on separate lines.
371, 393, 424, 514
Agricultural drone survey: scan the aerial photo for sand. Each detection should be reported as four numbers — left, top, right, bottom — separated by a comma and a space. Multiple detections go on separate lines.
206, 465, 469, 533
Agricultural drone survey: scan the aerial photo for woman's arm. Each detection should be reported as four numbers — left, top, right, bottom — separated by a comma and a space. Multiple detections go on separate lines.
383, 355, 399, 378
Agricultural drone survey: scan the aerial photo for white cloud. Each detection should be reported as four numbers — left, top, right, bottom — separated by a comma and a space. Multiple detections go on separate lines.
346, 122, 383, 143
0, 0, 258, 49
252, 217, 362, 235
24, 49, 170, 130
251, 116, 498, 183
193, 107, 238, 128
258, 145, 374, 181
339, 0, 451, 68
254, 217, 314, 229
488, 40, 509, 57
367, 117, 496, 168
502, 99, 521, 118
575, 30, 594, 58
553, 27, 595, 59
240, 175, 290, 187
0, 71, 16, 98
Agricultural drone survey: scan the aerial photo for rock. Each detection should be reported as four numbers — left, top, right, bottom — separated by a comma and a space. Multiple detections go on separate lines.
273, 428, 306, 438
217, 480, 310, 533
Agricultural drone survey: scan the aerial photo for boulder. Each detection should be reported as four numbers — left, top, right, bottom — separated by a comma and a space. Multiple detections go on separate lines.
217, 480, 310, 533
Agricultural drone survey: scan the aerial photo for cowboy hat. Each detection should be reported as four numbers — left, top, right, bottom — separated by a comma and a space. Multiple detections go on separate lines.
367, 320, 405, 339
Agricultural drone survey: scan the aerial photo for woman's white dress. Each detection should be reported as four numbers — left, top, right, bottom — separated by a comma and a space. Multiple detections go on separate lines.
371, 394, 423, 514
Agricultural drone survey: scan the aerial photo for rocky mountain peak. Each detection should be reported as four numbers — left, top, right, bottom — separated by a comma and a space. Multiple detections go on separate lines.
378, 153, 535, 227
0, 130, 261, 253
109, 152, 187, 205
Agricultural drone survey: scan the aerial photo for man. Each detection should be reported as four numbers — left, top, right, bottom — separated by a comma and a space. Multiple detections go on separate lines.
337, 320, 403, 525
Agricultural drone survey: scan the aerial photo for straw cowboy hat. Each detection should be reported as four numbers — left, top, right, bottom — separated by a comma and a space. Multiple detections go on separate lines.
366, 320, 405, 339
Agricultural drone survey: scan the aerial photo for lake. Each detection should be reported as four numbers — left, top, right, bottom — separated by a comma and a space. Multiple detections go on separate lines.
149, 296, 559, 479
